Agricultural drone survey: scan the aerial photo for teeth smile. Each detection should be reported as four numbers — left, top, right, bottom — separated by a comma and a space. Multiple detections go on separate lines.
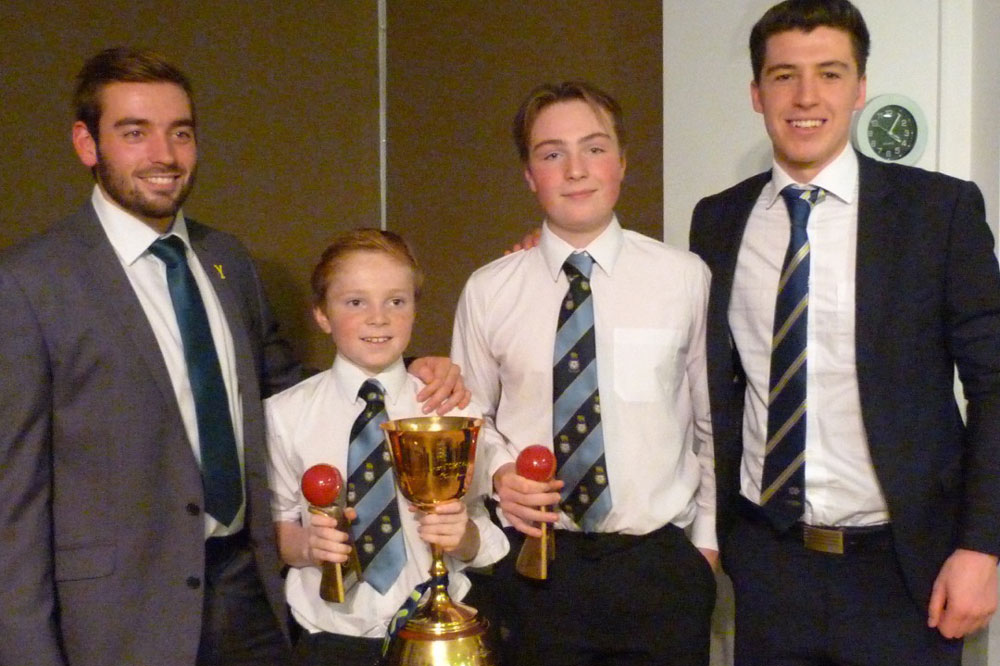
790, 120, 823, 128
363, 337, 390, 343
144, 176, 177, 184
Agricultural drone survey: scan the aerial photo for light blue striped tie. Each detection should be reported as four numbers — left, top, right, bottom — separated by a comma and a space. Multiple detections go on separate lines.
553, 252, 611, 531
346, 380, 406, 594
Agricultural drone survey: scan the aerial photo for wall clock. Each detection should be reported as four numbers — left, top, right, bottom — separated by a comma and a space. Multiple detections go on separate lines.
851, 94, 928, 165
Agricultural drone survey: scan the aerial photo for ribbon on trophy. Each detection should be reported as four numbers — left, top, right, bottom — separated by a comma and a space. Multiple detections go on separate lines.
382, 571, 450, 655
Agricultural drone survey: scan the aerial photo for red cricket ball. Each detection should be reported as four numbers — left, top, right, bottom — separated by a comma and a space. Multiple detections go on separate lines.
516, 445, 556, 482
301, 464, 343, 507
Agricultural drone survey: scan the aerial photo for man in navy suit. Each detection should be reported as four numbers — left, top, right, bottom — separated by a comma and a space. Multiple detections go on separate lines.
689, 1, 1000, 664
0, 47, 464, 666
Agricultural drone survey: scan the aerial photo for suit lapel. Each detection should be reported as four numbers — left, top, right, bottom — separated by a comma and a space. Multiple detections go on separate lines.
718, 175, 768, 310
855, 156, 896, 346
710, 172, 770, 365
76, 204, 183, 417
187, 226, 257, 404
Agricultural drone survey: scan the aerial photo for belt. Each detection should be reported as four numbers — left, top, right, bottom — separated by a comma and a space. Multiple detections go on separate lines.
736, 496, 891, 555
205, 528, 250, 566
503, 522, 678, 560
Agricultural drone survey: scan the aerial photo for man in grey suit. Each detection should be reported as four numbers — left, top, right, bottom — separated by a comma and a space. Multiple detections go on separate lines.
0, 47, 464, 666
689, 1, 1000, 665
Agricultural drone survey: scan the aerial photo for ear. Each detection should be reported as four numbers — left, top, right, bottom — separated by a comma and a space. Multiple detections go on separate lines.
854, 75, 867, 111
750, 79, 764, 114
312, 305, 333, 335
619, 149, 627, 178
72, 121, 98, 168
523, 165, 538, 193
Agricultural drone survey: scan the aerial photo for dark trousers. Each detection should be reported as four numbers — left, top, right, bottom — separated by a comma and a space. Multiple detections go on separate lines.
196, 532, 291, 666
725, 513, 963, 666
294, 630, 383, 666
494, 524, 716, 666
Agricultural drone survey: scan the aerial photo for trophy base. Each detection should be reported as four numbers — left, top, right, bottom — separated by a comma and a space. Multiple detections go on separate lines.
382, 598, 496, 666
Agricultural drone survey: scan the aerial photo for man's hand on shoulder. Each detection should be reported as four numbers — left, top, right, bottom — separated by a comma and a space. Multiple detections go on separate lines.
504, 227, 542, 255
409, 356, 471, 414
928, 548, 999, 638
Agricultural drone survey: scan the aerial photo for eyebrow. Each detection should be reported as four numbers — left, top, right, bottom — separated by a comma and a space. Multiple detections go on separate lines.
112, 117, 196, 129
764, 59, 852, 76
531, 131, 613, 152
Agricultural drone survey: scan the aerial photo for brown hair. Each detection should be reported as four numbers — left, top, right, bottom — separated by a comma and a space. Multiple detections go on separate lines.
750, 0, 870, 82
74, 46, 195, 141
310, 228, 424, 306
512, 80, 626, 163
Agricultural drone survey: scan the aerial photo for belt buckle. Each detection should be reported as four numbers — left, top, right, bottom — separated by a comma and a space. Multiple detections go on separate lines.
802, 525, 844, 554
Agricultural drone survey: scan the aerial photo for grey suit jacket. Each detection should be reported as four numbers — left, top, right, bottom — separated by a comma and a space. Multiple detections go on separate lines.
0, 203, 302, 665
689, 153, 1000, 609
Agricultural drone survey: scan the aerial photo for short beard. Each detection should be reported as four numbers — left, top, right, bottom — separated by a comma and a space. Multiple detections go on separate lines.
95, 149, 196, 225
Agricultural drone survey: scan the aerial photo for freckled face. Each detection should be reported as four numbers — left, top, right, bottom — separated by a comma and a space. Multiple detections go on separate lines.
523, 100, 626, 247
751, 27, 866, 182
313, 251, 416, 375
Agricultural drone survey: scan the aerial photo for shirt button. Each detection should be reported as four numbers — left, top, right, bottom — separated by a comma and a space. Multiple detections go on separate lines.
186, 576, 201, 589
186, 503, 201, 516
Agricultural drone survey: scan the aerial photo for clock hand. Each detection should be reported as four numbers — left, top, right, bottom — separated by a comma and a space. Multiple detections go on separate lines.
887, 115, 902, 141
871, 120, 903, 145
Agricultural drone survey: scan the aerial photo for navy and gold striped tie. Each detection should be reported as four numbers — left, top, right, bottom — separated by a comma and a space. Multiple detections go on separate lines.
346, 379, 405, 594
760, 186, 825, 530
553, 252, 611, 531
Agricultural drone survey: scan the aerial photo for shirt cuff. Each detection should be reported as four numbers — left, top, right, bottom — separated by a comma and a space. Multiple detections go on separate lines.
688, 512, 718, 552
459, 511, 510, 569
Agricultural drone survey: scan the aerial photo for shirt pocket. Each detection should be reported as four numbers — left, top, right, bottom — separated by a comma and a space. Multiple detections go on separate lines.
613, 328, 684, 403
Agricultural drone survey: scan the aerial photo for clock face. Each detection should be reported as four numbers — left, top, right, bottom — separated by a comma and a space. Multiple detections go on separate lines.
866, 104, 918, 161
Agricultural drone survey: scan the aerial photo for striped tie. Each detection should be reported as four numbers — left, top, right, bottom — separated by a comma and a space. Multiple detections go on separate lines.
346, 379, 405, 594
760, 185, 826, 530
553, 252, 611, 532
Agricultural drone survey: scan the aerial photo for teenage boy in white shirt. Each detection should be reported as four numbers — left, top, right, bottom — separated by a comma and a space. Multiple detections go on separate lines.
451, 81, 717, 666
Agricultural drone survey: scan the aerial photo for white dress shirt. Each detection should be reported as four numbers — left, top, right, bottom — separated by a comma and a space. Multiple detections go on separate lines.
266, 355, 509, 638
452, 217, 717, 549
92, 186, 245, 537
730, 146, 890, 527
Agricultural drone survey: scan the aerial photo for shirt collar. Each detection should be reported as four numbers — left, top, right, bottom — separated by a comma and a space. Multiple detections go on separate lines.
90, 184, 189, 265
332, 354, 408, 407
539, 214, 625, 281
764, 144, 859, 209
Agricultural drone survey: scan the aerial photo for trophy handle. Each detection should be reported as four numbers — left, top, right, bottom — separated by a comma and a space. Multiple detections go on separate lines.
514, 508, 555, 580
308, 505, 361, 602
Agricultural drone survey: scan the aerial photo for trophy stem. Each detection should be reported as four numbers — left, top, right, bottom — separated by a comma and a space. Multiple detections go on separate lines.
429, 543, 447, 578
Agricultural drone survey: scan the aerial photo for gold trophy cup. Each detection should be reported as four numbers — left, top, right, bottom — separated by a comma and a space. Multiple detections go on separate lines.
380, 416, 496, 666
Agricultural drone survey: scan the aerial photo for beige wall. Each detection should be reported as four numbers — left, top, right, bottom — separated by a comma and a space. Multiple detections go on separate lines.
1, 1, 380, 370
0, 1, 662, 368
386, 1, 663, 356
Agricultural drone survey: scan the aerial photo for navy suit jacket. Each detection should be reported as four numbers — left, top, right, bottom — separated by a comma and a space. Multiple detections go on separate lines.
0, 203, 302, 666
689, 153, 1000, 608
